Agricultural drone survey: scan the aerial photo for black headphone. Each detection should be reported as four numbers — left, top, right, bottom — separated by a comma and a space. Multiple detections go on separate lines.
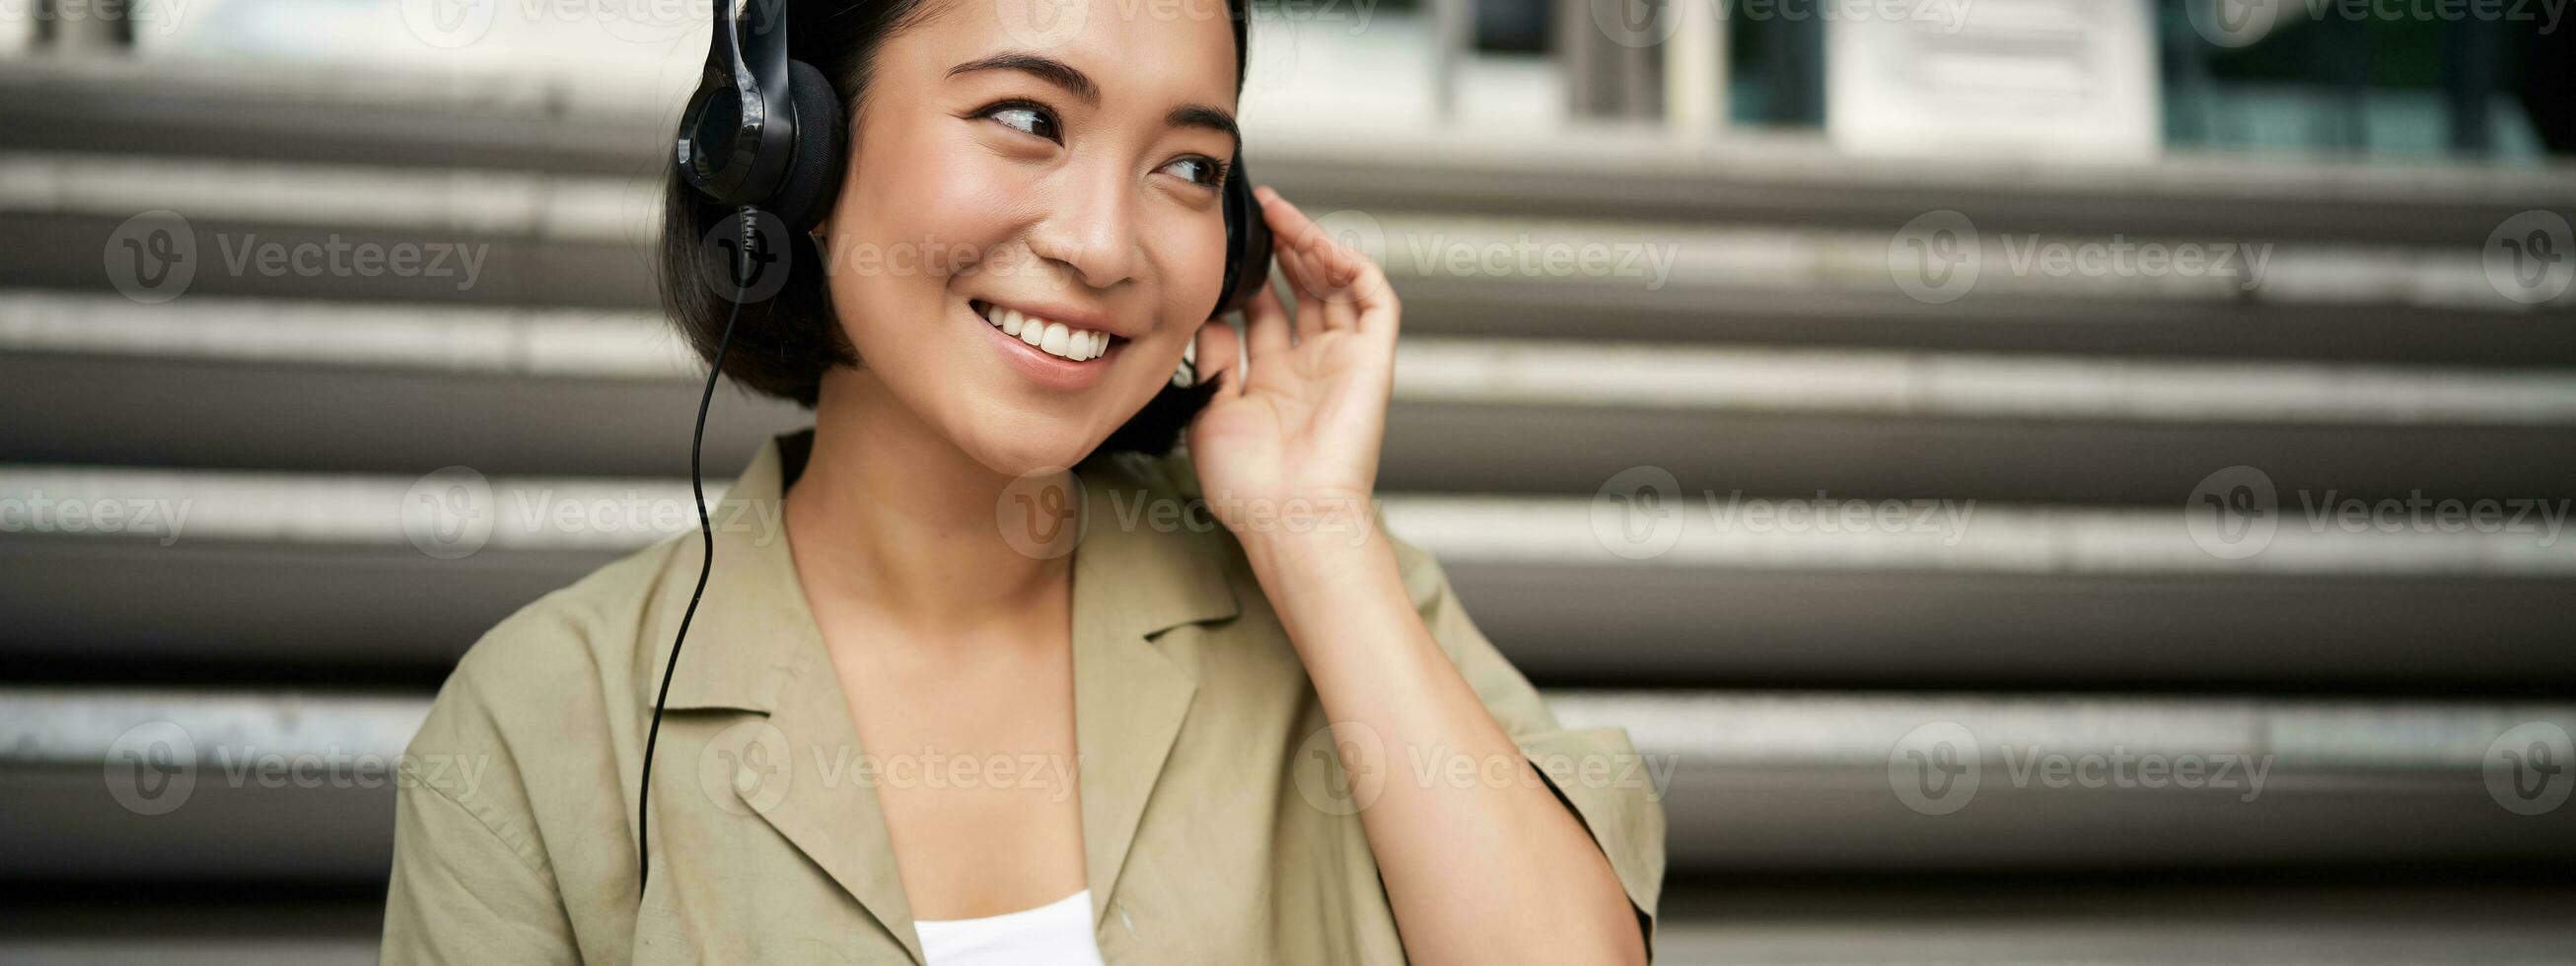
670, 0, 1273, 311
638, 0, 1272, 897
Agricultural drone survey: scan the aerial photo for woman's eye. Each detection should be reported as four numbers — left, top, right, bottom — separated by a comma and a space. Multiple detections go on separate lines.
1163, 157, 1226, 188
981, 103, 1061, 142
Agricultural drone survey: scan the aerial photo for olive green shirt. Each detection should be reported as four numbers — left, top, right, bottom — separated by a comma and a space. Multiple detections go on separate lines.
380, 429, 1666, 964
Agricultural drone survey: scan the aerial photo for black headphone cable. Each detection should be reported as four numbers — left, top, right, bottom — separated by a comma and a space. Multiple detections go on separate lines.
637, 204, 757, 895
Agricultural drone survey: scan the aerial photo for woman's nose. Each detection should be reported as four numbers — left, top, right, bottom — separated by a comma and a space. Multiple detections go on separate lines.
1025, 167, 1142, 292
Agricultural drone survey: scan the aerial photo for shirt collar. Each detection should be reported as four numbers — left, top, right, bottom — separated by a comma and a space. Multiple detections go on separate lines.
644, 428, 1243, 962
655, 428, 1244, 715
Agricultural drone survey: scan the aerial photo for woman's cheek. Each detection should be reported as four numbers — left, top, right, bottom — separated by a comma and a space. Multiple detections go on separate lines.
1158, 210, 1229, 322
915, 147, 1034, 251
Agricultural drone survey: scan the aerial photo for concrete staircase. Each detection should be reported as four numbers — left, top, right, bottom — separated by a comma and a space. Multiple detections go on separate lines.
3, 55, 2574, 963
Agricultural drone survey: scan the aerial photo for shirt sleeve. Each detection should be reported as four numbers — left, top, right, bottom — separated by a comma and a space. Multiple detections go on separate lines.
380, 683, 582, 965
1382, 522, 1670, 960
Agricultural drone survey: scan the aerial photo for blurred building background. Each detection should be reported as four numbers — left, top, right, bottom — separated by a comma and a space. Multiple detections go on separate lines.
3, 0, 2575, 962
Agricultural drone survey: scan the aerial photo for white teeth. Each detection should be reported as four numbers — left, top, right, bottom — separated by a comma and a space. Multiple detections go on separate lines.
979, 302, 1112, 362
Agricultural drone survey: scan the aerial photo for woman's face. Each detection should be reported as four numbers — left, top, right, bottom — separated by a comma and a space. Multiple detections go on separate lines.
815, 0, 1239, 476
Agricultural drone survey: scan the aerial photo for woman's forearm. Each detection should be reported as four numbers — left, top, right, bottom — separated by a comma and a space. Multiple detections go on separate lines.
1241, 527, 1647, 966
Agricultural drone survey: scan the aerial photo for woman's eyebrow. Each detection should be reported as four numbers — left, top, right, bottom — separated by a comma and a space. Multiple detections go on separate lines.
949, 51, 1099, 104
1169, 104, 1241, 155
950, 50, 1242, 154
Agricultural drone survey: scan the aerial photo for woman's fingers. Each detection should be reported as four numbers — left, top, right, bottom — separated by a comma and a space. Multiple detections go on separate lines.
1241, 279, 1290, 371
1191, 312, 1244, 400
1305, 234, 1366, 332
1275, 241, 1331, 343
1256, 186, 1383, 333
1258, 190, 1344, 301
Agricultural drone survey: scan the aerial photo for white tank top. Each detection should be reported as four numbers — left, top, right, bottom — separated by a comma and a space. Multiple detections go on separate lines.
911, 888, 1107, 966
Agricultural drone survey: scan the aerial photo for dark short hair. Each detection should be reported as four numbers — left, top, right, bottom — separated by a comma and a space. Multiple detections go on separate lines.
657, 0, 1252, 457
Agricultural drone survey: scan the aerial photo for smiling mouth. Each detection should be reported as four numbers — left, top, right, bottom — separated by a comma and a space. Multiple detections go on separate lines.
971, 300, 1120, 363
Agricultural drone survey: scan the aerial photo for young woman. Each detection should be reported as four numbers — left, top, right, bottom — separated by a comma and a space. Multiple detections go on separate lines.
380, 2, 1663, 963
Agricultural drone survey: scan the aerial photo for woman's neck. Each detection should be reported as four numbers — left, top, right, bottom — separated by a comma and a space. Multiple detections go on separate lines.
784, 369, 1070, 637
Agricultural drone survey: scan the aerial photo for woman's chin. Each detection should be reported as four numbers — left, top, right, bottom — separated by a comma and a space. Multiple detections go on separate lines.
961, 427, 1105, 481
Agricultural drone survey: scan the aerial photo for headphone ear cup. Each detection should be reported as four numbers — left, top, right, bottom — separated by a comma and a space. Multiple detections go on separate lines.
1214, 161, 1272, 318
769, 59, 848, 233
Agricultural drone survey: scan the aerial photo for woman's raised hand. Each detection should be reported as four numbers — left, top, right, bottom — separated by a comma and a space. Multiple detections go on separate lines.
1184, 186, 1400, 557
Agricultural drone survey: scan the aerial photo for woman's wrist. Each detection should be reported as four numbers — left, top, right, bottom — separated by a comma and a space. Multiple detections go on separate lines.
1239, 521, 1406, 641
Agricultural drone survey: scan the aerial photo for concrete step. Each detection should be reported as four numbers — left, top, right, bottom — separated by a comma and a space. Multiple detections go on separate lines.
8, 56, 2574, 247
5, 687, 2567, 880
9, 149, 2574, 365
4, 468, 2570, 691
7, 294, 2574, 502
5, 876, 2572, 966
